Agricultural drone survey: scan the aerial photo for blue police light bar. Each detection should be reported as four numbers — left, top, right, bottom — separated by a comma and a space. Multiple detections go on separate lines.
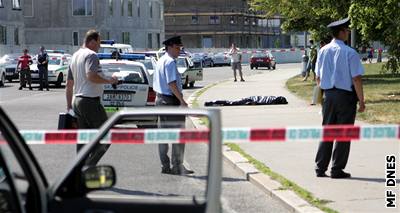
100, 40, 115, 45
97, 53, 145, 60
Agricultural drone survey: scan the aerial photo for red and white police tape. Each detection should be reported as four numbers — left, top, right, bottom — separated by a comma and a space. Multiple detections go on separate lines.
9, 124, 400, 145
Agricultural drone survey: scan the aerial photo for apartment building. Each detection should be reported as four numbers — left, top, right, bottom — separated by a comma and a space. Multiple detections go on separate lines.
0, 0, 25, 55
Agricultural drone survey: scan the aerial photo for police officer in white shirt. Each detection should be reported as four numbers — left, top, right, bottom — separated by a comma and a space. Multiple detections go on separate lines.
153, 36, 194, 175
315, 18, 365, 179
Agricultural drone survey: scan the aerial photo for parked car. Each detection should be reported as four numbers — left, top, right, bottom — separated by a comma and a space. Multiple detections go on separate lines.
250, 52, 276, 70
99, 40, 134, 54
210, 52, 231, 66
0, 106, 222, 213
0, 53, 21, 82
176, 56, 203, 88
29, 53, 71, 87
0, 62, 5, 87
191, 53, 214, 67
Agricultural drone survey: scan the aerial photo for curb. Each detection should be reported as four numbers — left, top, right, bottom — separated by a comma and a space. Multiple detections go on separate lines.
187, 79, 324, 213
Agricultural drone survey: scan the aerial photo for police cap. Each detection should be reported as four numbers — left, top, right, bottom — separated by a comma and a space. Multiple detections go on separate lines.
162, 36, 183, 46
327, 17, 350, 29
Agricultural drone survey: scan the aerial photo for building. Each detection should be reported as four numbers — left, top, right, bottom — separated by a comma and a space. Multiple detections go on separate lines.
0, 0, 25, 55
164, 0, 290, 48
22, 0, 164, 53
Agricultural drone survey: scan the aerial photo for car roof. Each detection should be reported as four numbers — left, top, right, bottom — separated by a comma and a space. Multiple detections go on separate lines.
101, 43, 133, 48
100, 59, 145, 67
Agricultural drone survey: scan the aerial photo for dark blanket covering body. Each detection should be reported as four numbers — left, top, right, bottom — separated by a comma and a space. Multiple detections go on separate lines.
204, 96, 288, 106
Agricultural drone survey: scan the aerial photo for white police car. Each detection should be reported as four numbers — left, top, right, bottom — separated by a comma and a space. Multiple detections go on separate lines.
98, 53, 157, 126
99, 40, 134, 54
29, 53, 71, 87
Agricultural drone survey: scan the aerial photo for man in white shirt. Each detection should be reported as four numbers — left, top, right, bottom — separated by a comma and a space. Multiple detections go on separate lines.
229, 43, 245, 82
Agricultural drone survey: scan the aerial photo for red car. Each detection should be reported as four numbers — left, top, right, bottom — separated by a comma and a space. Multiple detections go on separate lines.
250, 52, 276, 70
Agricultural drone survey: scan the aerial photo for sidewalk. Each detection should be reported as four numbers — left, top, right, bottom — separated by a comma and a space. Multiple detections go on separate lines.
195, 67, 399, 212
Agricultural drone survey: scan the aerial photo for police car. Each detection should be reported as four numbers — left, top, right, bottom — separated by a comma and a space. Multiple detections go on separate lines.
29, 53, 71, 87
98, 53, 157, 126
99, 40, 134, 54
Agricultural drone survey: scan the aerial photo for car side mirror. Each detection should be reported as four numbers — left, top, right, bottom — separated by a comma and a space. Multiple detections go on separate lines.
82, 165, 116, 190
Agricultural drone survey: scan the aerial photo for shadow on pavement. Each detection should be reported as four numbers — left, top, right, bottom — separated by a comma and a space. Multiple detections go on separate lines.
109, 187, 180, 197
349, 177, 400, 183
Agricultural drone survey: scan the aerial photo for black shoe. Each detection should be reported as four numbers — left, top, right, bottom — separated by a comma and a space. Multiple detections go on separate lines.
46, 88, 49, 91
240, 79, 245, 82
331, 171, 351, 179
18, 86, 22, 90
39, 88, 43, 91
171, 166, 194, 175
316, 172, 328, 177
29, 87, 32, 90
161, 167, 171, 174
234, 79, 237, 82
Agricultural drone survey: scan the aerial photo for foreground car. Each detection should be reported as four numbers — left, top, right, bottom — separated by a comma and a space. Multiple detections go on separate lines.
0, 107, 222, 213
30, 53, 71, 87
0, 53, 20, 82
250, 52, 276, 70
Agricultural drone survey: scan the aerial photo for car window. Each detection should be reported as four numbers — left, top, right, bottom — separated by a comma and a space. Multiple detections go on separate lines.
102, 64, 147, 84
0, 129, 29, 212
139, 60, 154, 70
176, 58, 187, 68
252, 53, 266, 58
99, 47, 119, 54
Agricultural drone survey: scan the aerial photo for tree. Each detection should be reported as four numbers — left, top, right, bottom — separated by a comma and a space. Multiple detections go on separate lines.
349, 0, 400, 74
250, 0, 400, 74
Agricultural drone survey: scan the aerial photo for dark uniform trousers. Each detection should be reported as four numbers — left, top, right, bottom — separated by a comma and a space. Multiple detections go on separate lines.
73, 96, 110, 166
315, 88, 357, 174
156, 94, 186, 169
38, 65, 49, 90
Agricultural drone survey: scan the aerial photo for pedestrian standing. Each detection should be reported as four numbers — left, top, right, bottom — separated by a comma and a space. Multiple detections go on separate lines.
17, 49, 33, 90
66, 29, 118, 166
367, 47, 374, 63
377, 47, 383, 63
37, 46, 49, 91
315, 18, 365, 179
303, 39, 317, 81
310, 40, 327, 105
153, 36, 194, 175
229, 43, 245, 82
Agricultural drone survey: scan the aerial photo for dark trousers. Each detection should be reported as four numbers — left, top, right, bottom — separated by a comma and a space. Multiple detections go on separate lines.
38, 66, 49, 90
315, 89, 357, 174
73, 96, 109, 166
156, 94, 186, 169
19, 68, 31, 88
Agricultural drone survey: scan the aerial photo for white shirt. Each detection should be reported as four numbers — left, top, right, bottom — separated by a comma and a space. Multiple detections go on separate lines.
229, 47, 241, 63
153, 53, 182, 95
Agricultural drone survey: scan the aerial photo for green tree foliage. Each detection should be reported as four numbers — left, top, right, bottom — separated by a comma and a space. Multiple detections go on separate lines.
250, 0, 400, 74
349, 0, 400, 74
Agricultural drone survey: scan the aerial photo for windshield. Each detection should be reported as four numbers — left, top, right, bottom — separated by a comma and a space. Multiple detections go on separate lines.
139, 60, 154, 70
0, 55, 20, 65
101, 64, 147, 84
99, 47, 119, 53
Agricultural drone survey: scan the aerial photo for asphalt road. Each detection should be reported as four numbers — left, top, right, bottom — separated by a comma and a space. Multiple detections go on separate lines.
0, 63, 300, 212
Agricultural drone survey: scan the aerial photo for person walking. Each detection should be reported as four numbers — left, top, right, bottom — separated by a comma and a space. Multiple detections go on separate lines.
315, 18, 365, 179
229, 43, 244, 82
153, 36, 194, 175
17, 49, 33, 90
37, 46, 49, 91
66, 29, 118, 166
367, 47, 374, 63
303, 39, 318, 81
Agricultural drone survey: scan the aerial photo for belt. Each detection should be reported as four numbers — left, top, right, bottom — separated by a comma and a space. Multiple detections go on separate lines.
75, 96, 100, 100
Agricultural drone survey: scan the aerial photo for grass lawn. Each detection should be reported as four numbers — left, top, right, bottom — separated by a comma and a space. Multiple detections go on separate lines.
286, 63, 400, 124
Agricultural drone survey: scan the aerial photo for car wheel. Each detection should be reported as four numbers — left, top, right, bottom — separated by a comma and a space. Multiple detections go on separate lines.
7, 77, 12, 82
189, 81, 195, 88
55, 73, 63, 88
0, 74, 5, 87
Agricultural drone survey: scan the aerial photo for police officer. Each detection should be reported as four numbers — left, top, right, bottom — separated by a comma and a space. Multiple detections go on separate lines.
37, 46, 49, 91
153, 36, 194, 175
315, 18, 365, 178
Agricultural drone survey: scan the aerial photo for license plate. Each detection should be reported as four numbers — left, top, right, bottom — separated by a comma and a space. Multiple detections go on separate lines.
103, 93, 132, 102
256, 59, 263, 62
31, 74, 39, 78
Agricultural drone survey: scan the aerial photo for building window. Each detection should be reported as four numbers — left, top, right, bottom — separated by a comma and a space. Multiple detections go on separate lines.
12, 0, 21, 10
244, 17, 249, 25
73, 31, 79, 46
108, 0, 113, 16
191, 16, 198, 25
128, 0, 133, 17
0, 26, 6, 45
149, 1, 153, 18
0, 0, 4, 8
156, 33, 160, 48
209, 16, 220, 25
202, 36, 213, 48
230, 16, 237, 25
137, 0, 140, 17
73, 0, 93, 16
122, 32, 130, 44
147, 33, 152, 49
23, 0, 34, 17
120, 0, 124, 16
105, 31, 111, 40
14, 28, 19, 45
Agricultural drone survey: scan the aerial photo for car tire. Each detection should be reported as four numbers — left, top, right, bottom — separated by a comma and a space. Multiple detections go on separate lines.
7, 77, 12, 82
55, 73, 63, 88
189, 81, 195, 88
0, 74, 5, 87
